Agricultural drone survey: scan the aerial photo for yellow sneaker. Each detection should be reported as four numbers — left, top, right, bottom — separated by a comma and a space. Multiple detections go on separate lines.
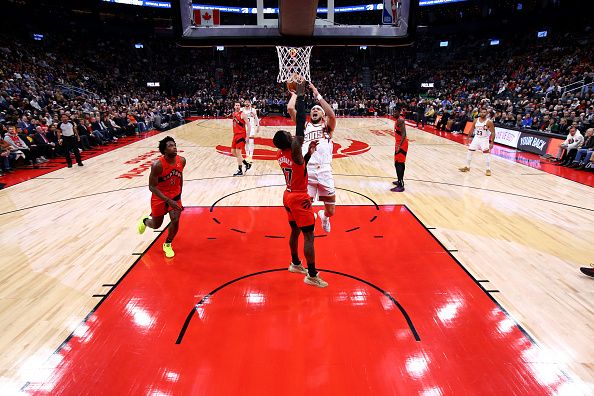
137, 215, 149, 234
485, 169, 492, 176
163, 242, 175, 258
459, 166, 470, 172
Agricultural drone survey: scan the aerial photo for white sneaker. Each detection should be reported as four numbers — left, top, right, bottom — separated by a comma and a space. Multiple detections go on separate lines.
288, 263, 307, 274
318, 210, 331, 233
304, 274, 328, 288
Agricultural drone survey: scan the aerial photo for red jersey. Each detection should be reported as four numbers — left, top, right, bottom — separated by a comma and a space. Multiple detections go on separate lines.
154, 155, 184, 199
394, 116, 407, 146
277, 148, 308, 192
394, 116, 409, 163
232, 111, 246, 136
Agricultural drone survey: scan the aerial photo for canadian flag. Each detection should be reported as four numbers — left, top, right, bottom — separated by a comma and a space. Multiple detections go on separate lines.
194, 9, 220, 26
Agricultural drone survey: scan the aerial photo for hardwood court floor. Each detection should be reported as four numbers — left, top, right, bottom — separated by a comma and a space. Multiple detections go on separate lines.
0, 117, 592, 394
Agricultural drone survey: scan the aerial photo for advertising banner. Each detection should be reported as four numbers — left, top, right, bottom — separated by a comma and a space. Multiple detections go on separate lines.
494, 127, 521, 148
517, 132, 550, 155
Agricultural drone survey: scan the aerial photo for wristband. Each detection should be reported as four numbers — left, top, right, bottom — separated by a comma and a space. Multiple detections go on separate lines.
316, 94, 323, 101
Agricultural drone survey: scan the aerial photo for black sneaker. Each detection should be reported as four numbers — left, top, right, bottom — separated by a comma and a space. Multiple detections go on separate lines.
245, 162, 252, 172
67, 163, 73, 168
579, 266, 594, 278
78, 163, 84, 166
233, 169, 243, 177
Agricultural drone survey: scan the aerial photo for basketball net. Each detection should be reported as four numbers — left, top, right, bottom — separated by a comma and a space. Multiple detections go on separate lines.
276, 46, 313, 83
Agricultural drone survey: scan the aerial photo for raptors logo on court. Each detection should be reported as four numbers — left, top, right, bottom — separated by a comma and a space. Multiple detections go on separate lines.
216, 137, 370, 161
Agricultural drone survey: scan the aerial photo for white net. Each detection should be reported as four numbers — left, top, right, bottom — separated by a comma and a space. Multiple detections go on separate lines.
276, 46, 313, 83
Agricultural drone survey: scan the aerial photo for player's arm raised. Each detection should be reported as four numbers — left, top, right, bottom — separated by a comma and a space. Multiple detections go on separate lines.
309, 82, 336, 135
289, 85, 317, 165
149, 160, 181, 211
287, 91, 297, 123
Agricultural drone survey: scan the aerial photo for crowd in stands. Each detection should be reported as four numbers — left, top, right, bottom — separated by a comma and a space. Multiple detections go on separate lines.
1, 29, 594, 177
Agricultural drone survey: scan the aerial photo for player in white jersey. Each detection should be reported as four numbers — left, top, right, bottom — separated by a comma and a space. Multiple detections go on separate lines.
243, 99, 259, 164
459, 107, 495, 176
288, 82, 337, 233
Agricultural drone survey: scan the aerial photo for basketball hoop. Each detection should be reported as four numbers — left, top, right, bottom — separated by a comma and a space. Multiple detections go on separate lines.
276, 46, 313, 83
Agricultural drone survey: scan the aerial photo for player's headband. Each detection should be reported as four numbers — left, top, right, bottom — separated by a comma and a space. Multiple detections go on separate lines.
311, 105, 325, 115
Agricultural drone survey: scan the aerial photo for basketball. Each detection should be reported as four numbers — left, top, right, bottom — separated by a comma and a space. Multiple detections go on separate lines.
286, 73, 304, 93
286, 81, 297, 93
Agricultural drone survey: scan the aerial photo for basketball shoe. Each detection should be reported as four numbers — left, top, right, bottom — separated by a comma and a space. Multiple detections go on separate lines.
163, 243, 175, 258
304, 274, 328, 288
137, 215, 150, 234
288, 263, 307, 274
459, 166, 470, 172
486, 169, 492, 176
580, 265, 594, 278
318, 209, 331, 233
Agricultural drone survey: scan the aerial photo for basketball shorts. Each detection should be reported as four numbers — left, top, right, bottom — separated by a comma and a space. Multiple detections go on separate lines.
394, 139, 409, 163
231, 135, 246, 150
469, 136, 491, 152
151, 194, 182, 217
306, 163, 335, 199
283, 190, 315, 229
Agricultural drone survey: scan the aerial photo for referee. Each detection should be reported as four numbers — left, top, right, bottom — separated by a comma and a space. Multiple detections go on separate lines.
57, 114, 83, 168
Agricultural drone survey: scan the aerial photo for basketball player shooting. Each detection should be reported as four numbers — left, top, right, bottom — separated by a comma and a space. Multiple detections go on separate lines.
459, 107, 495, 176
273, 79, 328, 288
287, 82, 337, 233
137, 136, 186, 258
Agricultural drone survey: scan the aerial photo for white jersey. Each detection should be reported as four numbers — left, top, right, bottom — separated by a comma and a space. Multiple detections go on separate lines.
242, 108, 259, 135
474, 118, 491, 138
302, 120, 333, 165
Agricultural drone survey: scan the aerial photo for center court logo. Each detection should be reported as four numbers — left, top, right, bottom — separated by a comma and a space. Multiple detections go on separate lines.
215, 137, 370, 160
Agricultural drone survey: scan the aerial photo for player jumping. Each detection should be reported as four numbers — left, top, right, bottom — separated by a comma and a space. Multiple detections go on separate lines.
274, 80, 328, 288
287, 82, 337, 233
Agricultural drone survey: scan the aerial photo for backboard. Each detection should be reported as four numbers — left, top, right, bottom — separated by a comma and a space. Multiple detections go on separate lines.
174, 0, 417, 47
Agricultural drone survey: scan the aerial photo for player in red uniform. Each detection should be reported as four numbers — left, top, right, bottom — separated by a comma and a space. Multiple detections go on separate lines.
231, 102, 251, 176
137, 136, 186, 258
273, 80, 328, 288
391, 107, 408, 192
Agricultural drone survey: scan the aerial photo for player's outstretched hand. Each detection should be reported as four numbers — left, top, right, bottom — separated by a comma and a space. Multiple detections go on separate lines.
309, 82, 320, 97
307, 140, 319, 155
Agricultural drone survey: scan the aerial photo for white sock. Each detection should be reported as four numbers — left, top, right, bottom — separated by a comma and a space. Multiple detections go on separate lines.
466, 151, 473, 167
484, 153, 491, 170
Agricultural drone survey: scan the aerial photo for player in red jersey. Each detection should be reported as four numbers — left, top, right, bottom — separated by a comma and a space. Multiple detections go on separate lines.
231, 102, 251, 176
391, 107, 408, 192
273, 80, 328, 288
137, 136, 186, 258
